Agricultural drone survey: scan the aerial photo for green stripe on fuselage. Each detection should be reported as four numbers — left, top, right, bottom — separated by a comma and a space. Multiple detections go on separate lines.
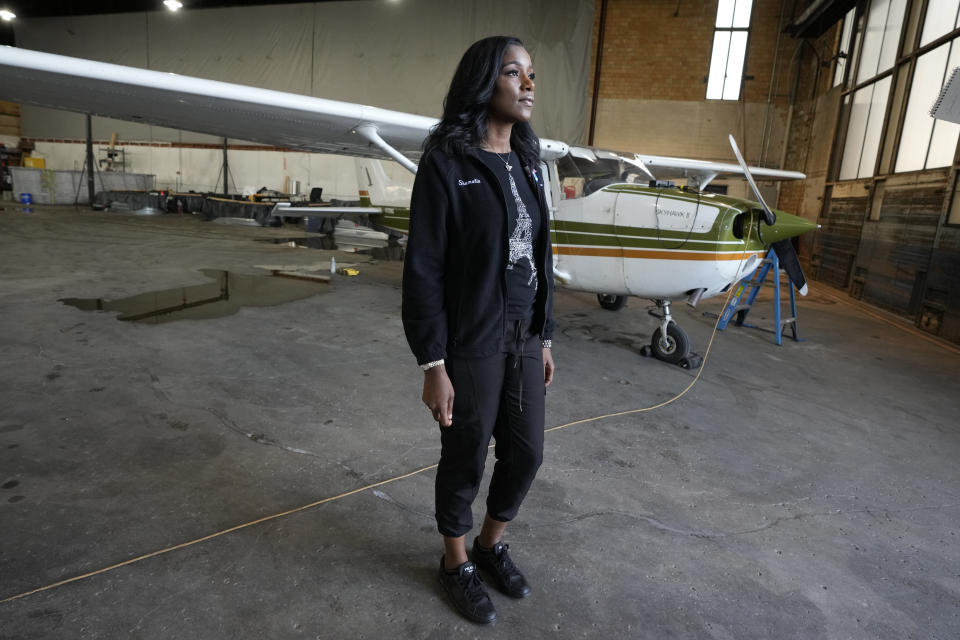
367, 195, 771, 251
552, 231, 744, 252
374, 209, 410, 233
552, 219, 736, 241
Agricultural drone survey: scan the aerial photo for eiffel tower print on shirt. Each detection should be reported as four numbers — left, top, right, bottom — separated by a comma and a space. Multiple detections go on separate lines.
506, 172, 537, 289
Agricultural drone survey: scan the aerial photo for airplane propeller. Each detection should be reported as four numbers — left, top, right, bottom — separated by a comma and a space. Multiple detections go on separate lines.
728, 135, 776, 227
728, 134, 809, 296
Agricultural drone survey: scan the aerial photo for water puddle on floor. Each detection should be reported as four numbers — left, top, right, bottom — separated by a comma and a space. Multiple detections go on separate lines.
59, 269, 329, 324
261, 235, 406, 261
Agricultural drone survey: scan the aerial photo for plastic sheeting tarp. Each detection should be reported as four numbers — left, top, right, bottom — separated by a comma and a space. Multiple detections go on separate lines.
16, 1, 594, 146
10, 167, 154, 204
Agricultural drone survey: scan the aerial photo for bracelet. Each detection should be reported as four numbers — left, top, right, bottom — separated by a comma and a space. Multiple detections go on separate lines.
421, 359, 444, 371
541, 339, 552, 348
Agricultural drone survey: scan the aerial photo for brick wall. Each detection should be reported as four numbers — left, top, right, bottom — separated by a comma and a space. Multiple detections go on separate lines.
586, 0, 798, 168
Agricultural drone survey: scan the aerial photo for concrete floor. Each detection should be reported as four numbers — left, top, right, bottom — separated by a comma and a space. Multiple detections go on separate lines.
1, 204, 958, 639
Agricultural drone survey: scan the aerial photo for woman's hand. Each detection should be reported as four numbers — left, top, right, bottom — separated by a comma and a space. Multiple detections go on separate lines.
422, 365, 454, 427
543, 347, 555, 387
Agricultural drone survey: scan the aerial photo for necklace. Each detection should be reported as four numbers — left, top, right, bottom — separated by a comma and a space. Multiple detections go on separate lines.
494, 150, 513, 172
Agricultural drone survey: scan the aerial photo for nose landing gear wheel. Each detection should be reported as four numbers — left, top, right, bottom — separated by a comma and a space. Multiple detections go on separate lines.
650, 324, 690, 365
597, 294, 627, 311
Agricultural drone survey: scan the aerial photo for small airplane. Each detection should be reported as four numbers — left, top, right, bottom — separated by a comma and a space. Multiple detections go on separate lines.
0, 46, 817, 366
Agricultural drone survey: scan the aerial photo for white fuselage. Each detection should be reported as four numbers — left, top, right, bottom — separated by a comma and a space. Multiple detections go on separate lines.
542, 159, 763, 301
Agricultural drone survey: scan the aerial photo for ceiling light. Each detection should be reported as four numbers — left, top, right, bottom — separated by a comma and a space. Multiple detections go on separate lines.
0, 9, 17, 21
163, 0, 183, 11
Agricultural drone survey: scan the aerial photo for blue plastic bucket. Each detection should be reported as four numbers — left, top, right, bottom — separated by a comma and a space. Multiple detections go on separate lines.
19, 193, 32, 205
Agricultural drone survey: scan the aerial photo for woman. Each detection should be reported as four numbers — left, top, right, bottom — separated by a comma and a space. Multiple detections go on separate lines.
401, 36, 555, 625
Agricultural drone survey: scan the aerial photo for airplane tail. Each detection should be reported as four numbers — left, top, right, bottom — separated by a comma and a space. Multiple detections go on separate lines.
354, 158, 412, 208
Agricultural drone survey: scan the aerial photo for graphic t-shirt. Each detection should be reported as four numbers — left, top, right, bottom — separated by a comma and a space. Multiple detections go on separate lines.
477, 150, 541, 324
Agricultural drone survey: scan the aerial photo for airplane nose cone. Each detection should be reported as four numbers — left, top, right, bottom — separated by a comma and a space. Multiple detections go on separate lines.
758, 210, 818, 244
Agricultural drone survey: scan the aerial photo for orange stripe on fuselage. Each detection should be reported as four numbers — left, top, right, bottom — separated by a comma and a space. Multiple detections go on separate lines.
553, 246, 765, 261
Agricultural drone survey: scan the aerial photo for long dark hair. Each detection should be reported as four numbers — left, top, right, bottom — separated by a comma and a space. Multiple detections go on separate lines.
423, 36, 540, 169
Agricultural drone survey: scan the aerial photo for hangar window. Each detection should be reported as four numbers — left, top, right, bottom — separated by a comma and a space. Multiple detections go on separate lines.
833, 8, 856, 87
836, 0, 960, 180
838, 0, 909, 179
920, 0, 960, 46
855, 0, 908, 84
839, 77, 893, 179
706, 0, 754, 100
896, 39, 960, 171
895, 5, 960, 173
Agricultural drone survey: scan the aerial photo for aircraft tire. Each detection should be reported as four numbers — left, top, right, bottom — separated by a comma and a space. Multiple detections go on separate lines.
597, 294, 627, 311
651, 324, 690, 364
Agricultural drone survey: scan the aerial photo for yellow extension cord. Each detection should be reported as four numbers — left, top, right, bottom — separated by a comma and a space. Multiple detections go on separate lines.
1, 225, 759, 605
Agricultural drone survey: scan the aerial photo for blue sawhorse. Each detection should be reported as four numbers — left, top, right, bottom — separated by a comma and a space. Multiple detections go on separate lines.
717, 248, 801, 345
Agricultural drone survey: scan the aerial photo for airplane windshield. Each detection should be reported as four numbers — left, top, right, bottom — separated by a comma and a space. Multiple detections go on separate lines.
557, 148, 647, 199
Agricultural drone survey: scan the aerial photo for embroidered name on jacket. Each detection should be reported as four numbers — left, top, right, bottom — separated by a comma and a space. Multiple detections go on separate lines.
458, 178, 481, 186
506, 173, 537, 289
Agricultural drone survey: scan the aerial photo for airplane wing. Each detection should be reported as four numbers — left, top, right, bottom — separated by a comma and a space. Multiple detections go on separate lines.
631, 153, 805, 190
0, 46, 568, 171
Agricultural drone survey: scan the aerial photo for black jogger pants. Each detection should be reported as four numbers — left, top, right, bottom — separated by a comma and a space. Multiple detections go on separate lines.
435, 331, 545, 538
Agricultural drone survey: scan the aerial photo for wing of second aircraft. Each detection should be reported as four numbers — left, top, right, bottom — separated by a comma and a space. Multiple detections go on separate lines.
0, 46, 570, 169
0, 46, 437, 159
2, 47, 797, 186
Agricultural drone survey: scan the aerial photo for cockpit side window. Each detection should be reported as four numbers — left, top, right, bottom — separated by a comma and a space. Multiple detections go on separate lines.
619, 157, 649, 184
559, 149, 647, 199
557, 153, 584, 200
573, 156, 621, 196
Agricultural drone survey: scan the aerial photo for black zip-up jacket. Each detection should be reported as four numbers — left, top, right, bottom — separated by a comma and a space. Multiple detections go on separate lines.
402, 147, 555, 365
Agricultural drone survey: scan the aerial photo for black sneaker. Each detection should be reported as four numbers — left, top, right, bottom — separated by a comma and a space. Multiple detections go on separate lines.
438, 556, 497, 624
471, 538, 531, 598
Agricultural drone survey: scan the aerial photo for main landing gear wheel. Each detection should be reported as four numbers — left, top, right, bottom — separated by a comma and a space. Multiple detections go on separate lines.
650, 323, 690, 365
597, 294, 627, 311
